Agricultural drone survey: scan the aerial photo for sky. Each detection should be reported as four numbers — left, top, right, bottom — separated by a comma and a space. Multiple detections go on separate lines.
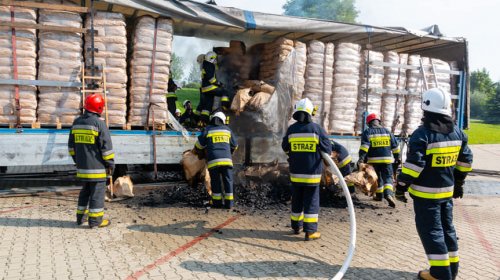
188, 0, 500, 81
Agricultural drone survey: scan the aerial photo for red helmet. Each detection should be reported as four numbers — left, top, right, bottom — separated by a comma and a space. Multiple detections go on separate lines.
84, 94, 105, 114
366, 113, 380, 124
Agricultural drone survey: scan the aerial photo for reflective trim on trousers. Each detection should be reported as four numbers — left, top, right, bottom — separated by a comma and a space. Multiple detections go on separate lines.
291, 212, 304, 221
303, 213, 318, 223
409, 185, 454, 199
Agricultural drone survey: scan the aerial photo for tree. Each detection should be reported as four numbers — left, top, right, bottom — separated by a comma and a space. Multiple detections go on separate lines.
470, 68, 496, 97
170, 53, 184, 82
485, 83, 500, 123
187, 62, 201, 84
283, 0, 359, 23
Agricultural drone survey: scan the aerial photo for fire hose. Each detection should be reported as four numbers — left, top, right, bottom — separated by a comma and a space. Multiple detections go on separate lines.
321, 152, 356, 280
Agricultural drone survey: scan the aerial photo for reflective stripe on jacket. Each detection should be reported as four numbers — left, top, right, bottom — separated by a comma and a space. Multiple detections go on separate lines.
331, 140, 352, 177
397, 125, 473, 200
359, 126, 400, 164
68, 112, 114, 182
195, 125, 238, 169
282, 121, 332, 185
201, 60, 218, 93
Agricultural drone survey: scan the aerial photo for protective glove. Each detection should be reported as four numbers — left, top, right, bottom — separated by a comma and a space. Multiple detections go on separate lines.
453, 179, 465, 199
356, 159, 364, 170
395, 182, 408, 203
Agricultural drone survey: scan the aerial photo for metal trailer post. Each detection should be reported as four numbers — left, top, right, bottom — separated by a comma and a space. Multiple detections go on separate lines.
459, 71, 467, 129
456, 71, 464, 129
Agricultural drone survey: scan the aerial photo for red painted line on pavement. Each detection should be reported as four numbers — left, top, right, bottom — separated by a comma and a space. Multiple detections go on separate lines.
125, 214, 242, 280
0, 206, 33, 214
456, 201, 500, 270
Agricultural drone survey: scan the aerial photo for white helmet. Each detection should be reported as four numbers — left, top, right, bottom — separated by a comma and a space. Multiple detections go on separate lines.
196, 54, 205, 64
421, 88, 452, 117
293, 98, 315, 116
210, 111, 226, 123
205, 51, 217, 64
183, 99, 191, 107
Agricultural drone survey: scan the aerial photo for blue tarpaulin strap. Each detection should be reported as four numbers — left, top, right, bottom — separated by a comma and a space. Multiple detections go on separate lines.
243, 10, 256, 29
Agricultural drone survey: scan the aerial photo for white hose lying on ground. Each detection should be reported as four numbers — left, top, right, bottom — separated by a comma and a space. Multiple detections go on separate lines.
321, 152, 357, 280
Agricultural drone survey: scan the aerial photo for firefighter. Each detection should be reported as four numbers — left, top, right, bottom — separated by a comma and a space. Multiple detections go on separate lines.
196, 51, 231, 126
194, 111, 238, 209
166, 77, 179, 116
282, 98, 332, 241
395, 88, 473, 280
330, 140, 355, 193
357, 113, 400, 208
179, 100, 197, 128
68, 94, 114, 228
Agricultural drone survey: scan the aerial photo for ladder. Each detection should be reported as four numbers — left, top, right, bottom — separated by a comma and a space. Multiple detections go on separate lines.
81, 63, 109, 126
419, 58, 439, 91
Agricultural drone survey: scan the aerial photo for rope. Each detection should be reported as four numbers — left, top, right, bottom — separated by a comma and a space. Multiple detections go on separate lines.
10, 6, 21, 128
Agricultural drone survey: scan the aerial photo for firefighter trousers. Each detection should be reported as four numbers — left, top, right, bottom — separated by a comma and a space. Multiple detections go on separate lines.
414, 198, 458, 280
209, 166, 234, 208
373, 163, 394, 199
76, 181, 106, 227
291, 184, 320, 233
167, 97, 177, 116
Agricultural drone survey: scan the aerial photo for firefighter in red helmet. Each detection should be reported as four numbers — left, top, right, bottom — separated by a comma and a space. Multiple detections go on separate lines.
358, 113, 400, 207
68, 94, 114, 228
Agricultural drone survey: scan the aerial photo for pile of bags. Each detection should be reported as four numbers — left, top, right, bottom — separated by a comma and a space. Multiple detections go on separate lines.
128, 16, 173, 126
37, 0, 83, 125
0, 6, 37, 124
303, 40, 334, 128
404, 54, 424, 134
329, 43, 361, 133
381, 51, 407, 134
355, 50, 384, 133
85, 12, 127, 125
230, 80, 275, 114
258, 37, 295, 84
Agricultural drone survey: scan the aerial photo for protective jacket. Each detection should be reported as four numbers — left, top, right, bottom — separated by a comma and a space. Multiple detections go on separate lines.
331, 140, 352, 176
201, 60, 218, 93
195, 124, 238, 169
398, 125, 473, 200
359, 126, 400, 164
68, 112, 114, 181
166, 78, 178, 99
282, 122, 332, 185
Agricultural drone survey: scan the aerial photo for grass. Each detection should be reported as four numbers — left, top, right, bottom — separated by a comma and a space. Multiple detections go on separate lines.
465, 119, 500, 144
174, 88, 200, 113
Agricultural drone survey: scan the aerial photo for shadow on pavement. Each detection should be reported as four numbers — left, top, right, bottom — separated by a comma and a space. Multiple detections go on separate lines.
0, 217, 82, 229
179, 260, 417, 279
128, 219, 298, 241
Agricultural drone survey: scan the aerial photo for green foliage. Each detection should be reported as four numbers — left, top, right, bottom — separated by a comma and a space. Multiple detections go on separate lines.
485, 84, 500, 123
470, 91, 488, 118
187, 62, 201, 84
283, 0, 359, 23
175, 88, 200, 113
183, 81, 201, 89
470, 68, 496, 96
465, 119, 500, 144
170, 53, 184, 82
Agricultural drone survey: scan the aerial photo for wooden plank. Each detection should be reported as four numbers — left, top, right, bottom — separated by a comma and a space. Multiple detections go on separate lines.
0, 78, 81, 87
0, 22, 87, 33
0, 0, 89, 13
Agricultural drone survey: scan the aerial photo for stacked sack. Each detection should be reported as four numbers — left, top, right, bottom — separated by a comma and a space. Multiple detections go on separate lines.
0, 6, 37, 124
258, 37, 294, 84
403, 54, 424, 134
128, 16, 173, 126
37, 0, 82, 125
85, 12, 127, 125
329, 43, 361, 133
303, 40, 334, 128
292, 40, 307, 104
355, 50, 384, 133
381, 51, 407, 134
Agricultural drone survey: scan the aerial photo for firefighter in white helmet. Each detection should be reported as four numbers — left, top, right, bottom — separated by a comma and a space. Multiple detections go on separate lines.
195, 51, 231, 126
281, 98, 332, 241
396, 88, 473, 280
194, 110, 238, 209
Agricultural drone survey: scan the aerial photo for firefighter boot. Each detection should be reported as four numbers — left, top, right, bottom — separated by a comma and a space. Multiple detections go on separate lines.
292, 227, 301, 235
373, 193, 383, 201
76, 210, 88, 226
305, 232, 321, 241
90, 219, 111, 229
418, 270, 438, 280
386, 194, 396, 208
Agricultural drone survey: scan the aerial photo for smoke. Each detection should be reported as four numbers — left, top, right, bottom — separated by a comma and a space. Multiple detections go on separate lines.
173, 36, 228, 82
